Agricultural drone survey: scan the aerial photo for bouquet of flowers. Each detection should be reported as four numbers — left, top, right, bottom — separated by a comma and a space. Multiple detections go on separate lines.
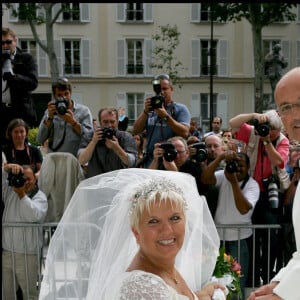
212, 245, 242, 300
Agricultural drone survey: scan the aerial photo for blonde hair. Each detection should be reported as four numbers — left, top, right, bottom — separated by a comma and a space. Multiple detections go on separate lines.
129, 177, 187, 229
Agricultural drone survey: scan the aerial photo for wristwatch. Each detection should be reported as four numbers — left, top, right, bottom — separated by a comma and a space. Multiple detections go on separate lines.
162, 115, 170, 122
263, 140, 270, 146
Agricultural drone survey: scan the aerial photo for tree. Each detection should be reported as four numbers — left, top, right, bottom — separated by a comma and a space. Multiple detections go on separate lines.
211, 3, 296, 112
4, 3, 69, 81
151, 24, 186, 88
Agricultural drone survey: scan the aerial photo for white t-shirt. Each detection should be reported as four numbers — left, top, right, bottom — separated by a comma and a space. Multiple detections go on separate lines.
214, 170, 260, 240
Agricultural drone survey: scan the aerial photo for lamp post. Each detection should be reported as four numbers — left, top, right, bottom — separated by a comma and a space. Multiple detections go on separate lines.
209, 7, 214, 131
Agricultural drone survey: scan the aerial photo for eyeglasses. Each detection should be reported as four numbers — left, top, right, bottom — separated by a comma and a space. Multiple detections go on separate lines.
278, 101, 300, 116
176, 150, 186, 155
2, 40, 13, 45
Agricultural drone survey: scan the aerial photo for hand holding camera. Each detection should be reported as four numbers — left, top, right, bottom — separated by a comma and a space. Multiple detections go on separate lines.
2, 49, 15, 81
249, 118, 270, 137
150, 77, 165, 111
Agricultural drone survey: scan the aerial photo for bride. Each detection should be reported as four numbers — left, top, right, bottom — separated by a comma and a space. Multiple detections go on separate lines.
39, 168, 223, 299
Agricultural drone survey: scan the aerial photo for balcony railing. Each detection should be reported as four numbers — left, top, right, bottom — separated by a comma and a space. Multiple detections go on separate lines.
64, 64, 81, 74
127, 63, 144, 74
201, 64, 218, 76
126, 9, 144, 21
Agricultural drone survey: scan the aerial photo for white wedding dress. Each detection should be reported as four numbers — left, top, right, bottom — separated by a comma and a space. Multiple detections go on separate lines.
104, 270, 199, 299
39, 169, 220, 300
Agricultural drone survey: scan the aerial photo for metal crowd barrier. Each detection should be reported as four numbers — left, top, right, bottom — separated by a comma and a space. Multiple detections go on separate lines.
2, 222, 285, 300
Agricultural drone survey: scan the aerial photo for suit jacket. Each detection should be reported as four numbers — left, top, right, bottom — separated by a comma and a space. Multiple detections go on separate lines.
3, 47, 38, 124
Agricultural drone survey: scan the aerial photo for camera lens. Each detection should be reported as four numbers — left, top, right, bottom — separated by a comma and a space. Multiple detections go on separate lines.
225, 160, 238, 173
268, 181, 279, 209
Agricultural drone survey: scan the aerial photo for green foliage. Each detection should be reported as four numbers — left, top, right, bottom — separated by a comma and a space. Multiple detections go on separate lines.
27, 127, 40, 146
213, 245, 242, 300
151, 24, 186, 88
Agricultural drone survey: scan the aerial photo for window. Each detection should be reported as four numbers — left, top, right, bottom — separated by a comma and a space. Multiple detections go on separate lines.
191, 39, 228, 77
200, 3, 210, 22
126, 3, 143, 21
127, 40, 144, 75
19, 40, 37, 58
201, 40, 218, 76
62, 3, 80, 21
127, 93, 145, 125
116, 3, 152, 23
64, 40, 81, 74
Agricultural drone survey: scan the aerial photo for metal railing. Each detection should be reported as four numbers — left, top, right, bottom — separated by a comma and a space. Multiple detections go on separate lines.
2, 222, 285, 300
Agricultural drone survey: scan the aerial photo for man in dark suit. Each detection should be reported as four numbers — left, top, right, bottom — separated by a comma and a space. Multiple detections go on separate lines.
2, 27, 38, 146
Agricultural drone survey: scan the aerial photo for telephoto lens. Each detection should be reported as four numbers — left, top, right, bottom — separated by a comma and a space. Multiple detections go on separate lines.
268, 180, 279, 209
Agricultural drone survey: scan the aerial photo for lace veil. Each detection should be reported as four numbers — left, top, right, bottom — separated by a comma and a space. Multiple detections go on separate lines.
39, 168, 220, 299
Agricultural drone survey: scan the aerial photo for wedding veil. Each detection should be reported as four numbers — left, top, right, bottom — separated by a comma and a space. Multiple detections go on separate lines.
39, 168, 220, 299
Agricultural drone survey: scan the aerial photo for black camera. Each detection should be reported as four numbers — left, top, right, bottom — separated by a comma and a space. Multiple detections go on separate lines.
191, 142, 208, 163
225, 160, 239, 173
54, 97, 69, 115
150, 78, 165, 110
160, 142, 178, 162
2, 49, 11, 60
7, 171, 26, 188
102, 127, 115, 139
250, 119, 270, 137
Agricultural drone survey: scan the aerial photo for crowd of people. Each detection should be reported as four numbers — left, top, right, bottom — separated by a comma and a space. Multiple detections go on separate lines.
2, 25, 299, 300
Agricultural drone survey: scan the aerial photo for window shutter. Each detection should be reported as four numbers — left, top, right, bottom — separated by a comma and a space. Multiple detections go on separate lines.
297, 41, 300, 67
281, 40, 290, 76
38, 41, 48, 77
52, 4, 62, 22
80, 4, 90, 22
144, 39, 153, 77
117, 40, 126, 76
37, 6, 46, 19
54, 40, 62, 76
217, 94, 228, 127
117, 92, 127, 109
191, 4, 200, 22
218, 40, 228, 77
116, 3, 125, 22
191, 93, 200, 118
191, 40, 200, 77
82, 40, 90, 76
8, 3, 19, 22
144, 3, 153, 22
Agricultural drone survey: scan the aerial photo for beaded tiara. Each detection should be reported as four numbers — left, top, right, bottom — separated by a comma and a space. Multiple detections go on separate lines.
130, 177, 187, 214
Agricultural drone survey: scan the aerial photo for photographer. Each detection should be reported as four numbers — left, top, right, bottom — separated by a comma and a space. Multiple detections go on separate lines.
1, 27, 38, 146
2, 163, 48, 299
229, 109, 289, 286
132, 74, 191, 168
149, 136, 207, 196
78, 107, 137, 178
202, 150, 260, 299
37, 77, 93, 157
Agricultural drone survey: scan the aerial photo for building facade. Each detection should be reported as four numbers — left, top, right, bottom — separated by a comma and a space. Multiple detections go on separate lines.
2, 3, 300, 132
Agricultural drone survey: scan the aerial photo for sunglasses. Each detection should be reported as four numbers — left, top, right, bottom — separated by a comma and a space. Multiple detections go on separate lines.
2, 40, 13, 45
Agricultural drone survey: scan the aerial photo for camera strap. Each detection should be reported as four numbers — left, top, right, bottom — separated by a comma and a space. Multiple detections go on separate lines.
27, 185, 39, 199
48, 121, 66, 151
240, 174, 250, 190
